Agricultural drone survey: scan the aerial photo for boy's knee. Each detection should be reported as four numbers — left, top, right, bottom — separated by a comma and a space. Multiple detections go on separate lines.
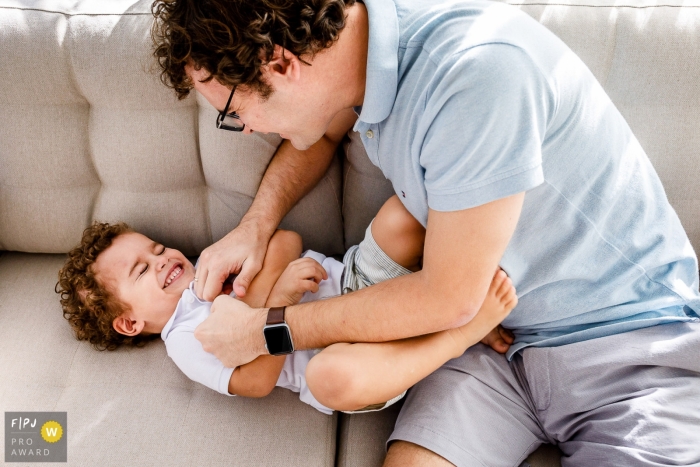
306, 344, 361, 410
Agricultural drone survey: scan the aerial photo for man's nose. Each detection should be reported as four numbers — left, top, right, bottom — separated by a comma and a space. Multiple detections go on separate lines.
243, 127, 254, 135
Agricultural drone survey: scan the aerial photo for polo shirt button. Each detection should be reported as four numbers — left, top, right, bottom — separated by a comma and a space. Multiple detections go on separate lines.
365, 130, 374, 139
187, 296, 195, 304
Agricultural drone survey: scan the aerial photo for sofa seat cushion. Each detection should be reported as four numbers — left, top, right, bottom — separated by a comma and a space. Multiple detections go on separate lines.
0, 252, 337, 466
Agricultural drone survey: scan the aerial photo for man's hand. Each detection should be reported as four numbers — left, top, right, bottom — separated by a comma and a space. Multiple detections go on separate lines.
193, 109, 355, 302
194, 295, 268, 368
195, 220, 272, 301
268, 257, 328, 306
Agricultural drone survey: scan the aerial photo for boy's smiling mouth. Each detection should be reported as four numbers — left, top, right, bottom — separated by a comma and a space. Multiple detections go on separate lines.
164, 263, 183, 288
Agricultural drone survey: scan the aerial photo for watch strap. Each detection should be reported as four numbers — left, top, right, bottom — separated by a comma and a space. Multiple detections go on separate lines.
266, 306, 286, 325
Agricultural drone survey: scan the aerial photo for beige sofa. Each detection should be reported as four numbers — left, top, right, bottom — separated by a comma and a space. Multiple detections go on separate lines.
1, 0, 699, 466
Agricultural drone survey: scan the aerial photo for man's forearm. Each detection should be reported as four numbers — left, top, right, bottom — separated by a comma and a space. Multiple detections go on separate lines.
283, 194, 526, 351
286, 271, 480, 350
241, 138, 337, 236
201, 192, 524, 369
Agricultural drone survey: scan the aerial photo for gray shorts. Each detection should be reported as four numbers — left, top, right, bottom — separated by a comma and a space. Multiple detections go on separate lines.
389, 322, 700, 467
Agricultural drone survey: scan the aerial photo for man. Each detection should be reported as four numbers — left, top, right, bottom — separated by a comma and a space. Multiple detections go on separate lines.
152, 0, 700, 465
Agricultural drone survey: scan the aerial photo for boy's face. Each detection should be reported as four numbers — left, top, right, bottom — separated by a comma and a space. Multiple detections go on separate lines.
93, 232, 195, 336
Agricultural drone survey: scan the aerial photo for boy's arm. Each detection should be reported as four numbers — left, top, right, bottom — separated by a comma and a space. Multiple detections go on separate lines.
226, 230, 301, 397
229, 256, 327, 397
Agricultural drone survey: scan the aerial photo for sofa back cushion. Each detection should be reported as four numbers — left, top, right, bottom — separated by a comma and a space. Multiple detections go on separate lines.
1, 0, 699, 258
0, 0, 344, 256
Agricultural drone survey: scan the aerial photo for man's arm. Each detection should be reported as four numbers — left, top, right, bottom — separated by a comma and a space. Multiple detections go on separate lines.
195, 192, 525, 367
288, 192, 525, 347
195, 108, 357, 301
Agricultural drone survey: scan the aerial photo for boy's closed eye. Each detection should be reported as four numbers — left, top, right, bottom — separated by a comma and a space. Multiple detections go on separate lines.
136, 244, 167, 279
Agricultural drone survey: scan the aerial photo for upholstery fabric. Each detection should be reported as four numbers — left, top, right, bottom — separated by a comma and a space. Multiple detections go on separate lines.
0, 0, 344, 257
336, 403, 404, 467
0, 253, 337, 466
1, 0, 699, 466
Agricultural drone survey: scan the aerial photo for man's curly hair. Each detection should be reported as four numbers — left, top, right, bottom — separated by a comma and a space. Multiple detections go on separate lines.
151, 0, 356, 100
56, 222, 159, 351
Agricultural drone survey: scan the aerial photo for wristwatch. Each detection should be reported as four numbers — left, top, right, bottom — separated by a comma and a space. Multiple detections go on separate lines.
262, 306, 295, 355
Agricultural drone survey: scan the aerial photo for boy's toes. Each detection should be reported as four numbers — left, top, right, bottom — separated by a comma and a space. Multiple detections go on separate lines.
496, 275, 513, 299
490, 337, 509, 354
498, 326, 514, 344
489, 269, 507, 292
505, 290, 518, 309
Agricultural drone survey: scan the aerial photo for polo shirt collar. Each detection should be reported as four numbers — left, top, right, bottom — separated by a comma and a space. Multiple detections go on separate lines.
357, 0, 400, 124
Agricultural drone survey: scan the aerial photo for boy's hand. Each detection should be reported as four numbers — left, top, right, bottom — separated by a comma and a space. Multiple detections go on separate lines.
268, 257, 328, 306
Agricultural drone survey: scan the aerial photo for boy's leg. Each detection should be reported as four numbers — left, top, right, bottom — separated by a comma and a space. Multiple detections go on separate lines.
368, 194, 515, 354
306, 270, 517, 412
341, 195, 423, 294
371, 195, 425, 271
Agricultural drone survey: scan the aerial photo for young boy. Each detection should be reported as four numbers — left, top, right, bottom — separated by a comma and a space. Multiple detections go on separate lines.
57, 196, 517, 413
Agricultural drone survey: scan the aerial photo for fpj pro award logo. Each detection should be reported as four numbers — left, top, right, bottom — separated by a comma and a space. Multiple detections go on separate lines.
5, 412, 67, 463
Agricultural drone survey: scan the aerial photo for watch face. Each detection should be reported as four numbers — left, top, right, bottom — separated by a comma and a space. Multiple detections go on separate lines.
263, 324, 294, 355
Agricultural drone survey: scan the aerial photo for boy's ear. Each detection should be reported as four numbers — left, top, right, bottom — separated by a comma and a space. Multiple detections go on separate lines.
113, 315, 144, 337
77, 288, 89, 303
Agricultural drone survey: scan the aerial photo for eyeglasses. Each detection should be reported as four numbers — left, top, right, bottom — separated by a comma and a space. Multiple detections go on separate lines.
216, 86, 245, 132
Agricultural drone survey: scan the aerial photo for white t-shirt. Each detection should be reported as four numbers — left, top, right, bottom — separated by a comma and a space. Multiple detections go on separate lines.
160, 250, 344, 415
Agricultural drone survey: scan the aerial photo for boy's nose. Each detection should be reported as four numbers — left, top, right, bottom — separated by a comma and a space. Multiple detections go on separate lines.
156, 256, 169, 270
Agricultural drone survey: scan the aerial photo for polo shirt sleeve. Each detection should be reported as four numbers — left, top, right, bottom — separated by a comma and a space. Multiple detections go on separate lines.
420, 43, 550, 211
165, 325, 236, 397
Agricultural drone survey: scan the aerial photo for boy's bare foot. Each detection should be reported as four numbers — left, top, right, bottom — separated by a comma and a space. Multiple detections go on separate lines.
448, 269, 518, 356
481, 325, 515, 354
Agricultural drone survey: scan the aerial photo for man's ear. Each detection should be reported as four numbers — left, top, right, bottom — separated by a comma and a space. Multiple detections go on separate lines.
113, 315, 144, 337
264, 45, 302, 83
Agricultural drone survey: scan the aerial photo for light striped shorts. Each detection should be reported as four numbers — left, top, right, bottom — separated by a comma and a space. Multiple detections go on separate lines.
341, 221, 413, 295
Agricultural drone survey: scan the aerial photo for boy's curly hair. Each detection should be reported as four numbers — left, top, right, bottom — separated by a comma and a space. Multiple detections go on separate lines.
56, 222, 159, 351
151, 0, 355, 100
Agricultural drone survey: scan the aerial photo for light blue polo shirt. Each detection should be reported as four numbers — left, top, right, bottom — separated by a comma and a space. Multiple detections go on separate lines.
355, 0, 700, 359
